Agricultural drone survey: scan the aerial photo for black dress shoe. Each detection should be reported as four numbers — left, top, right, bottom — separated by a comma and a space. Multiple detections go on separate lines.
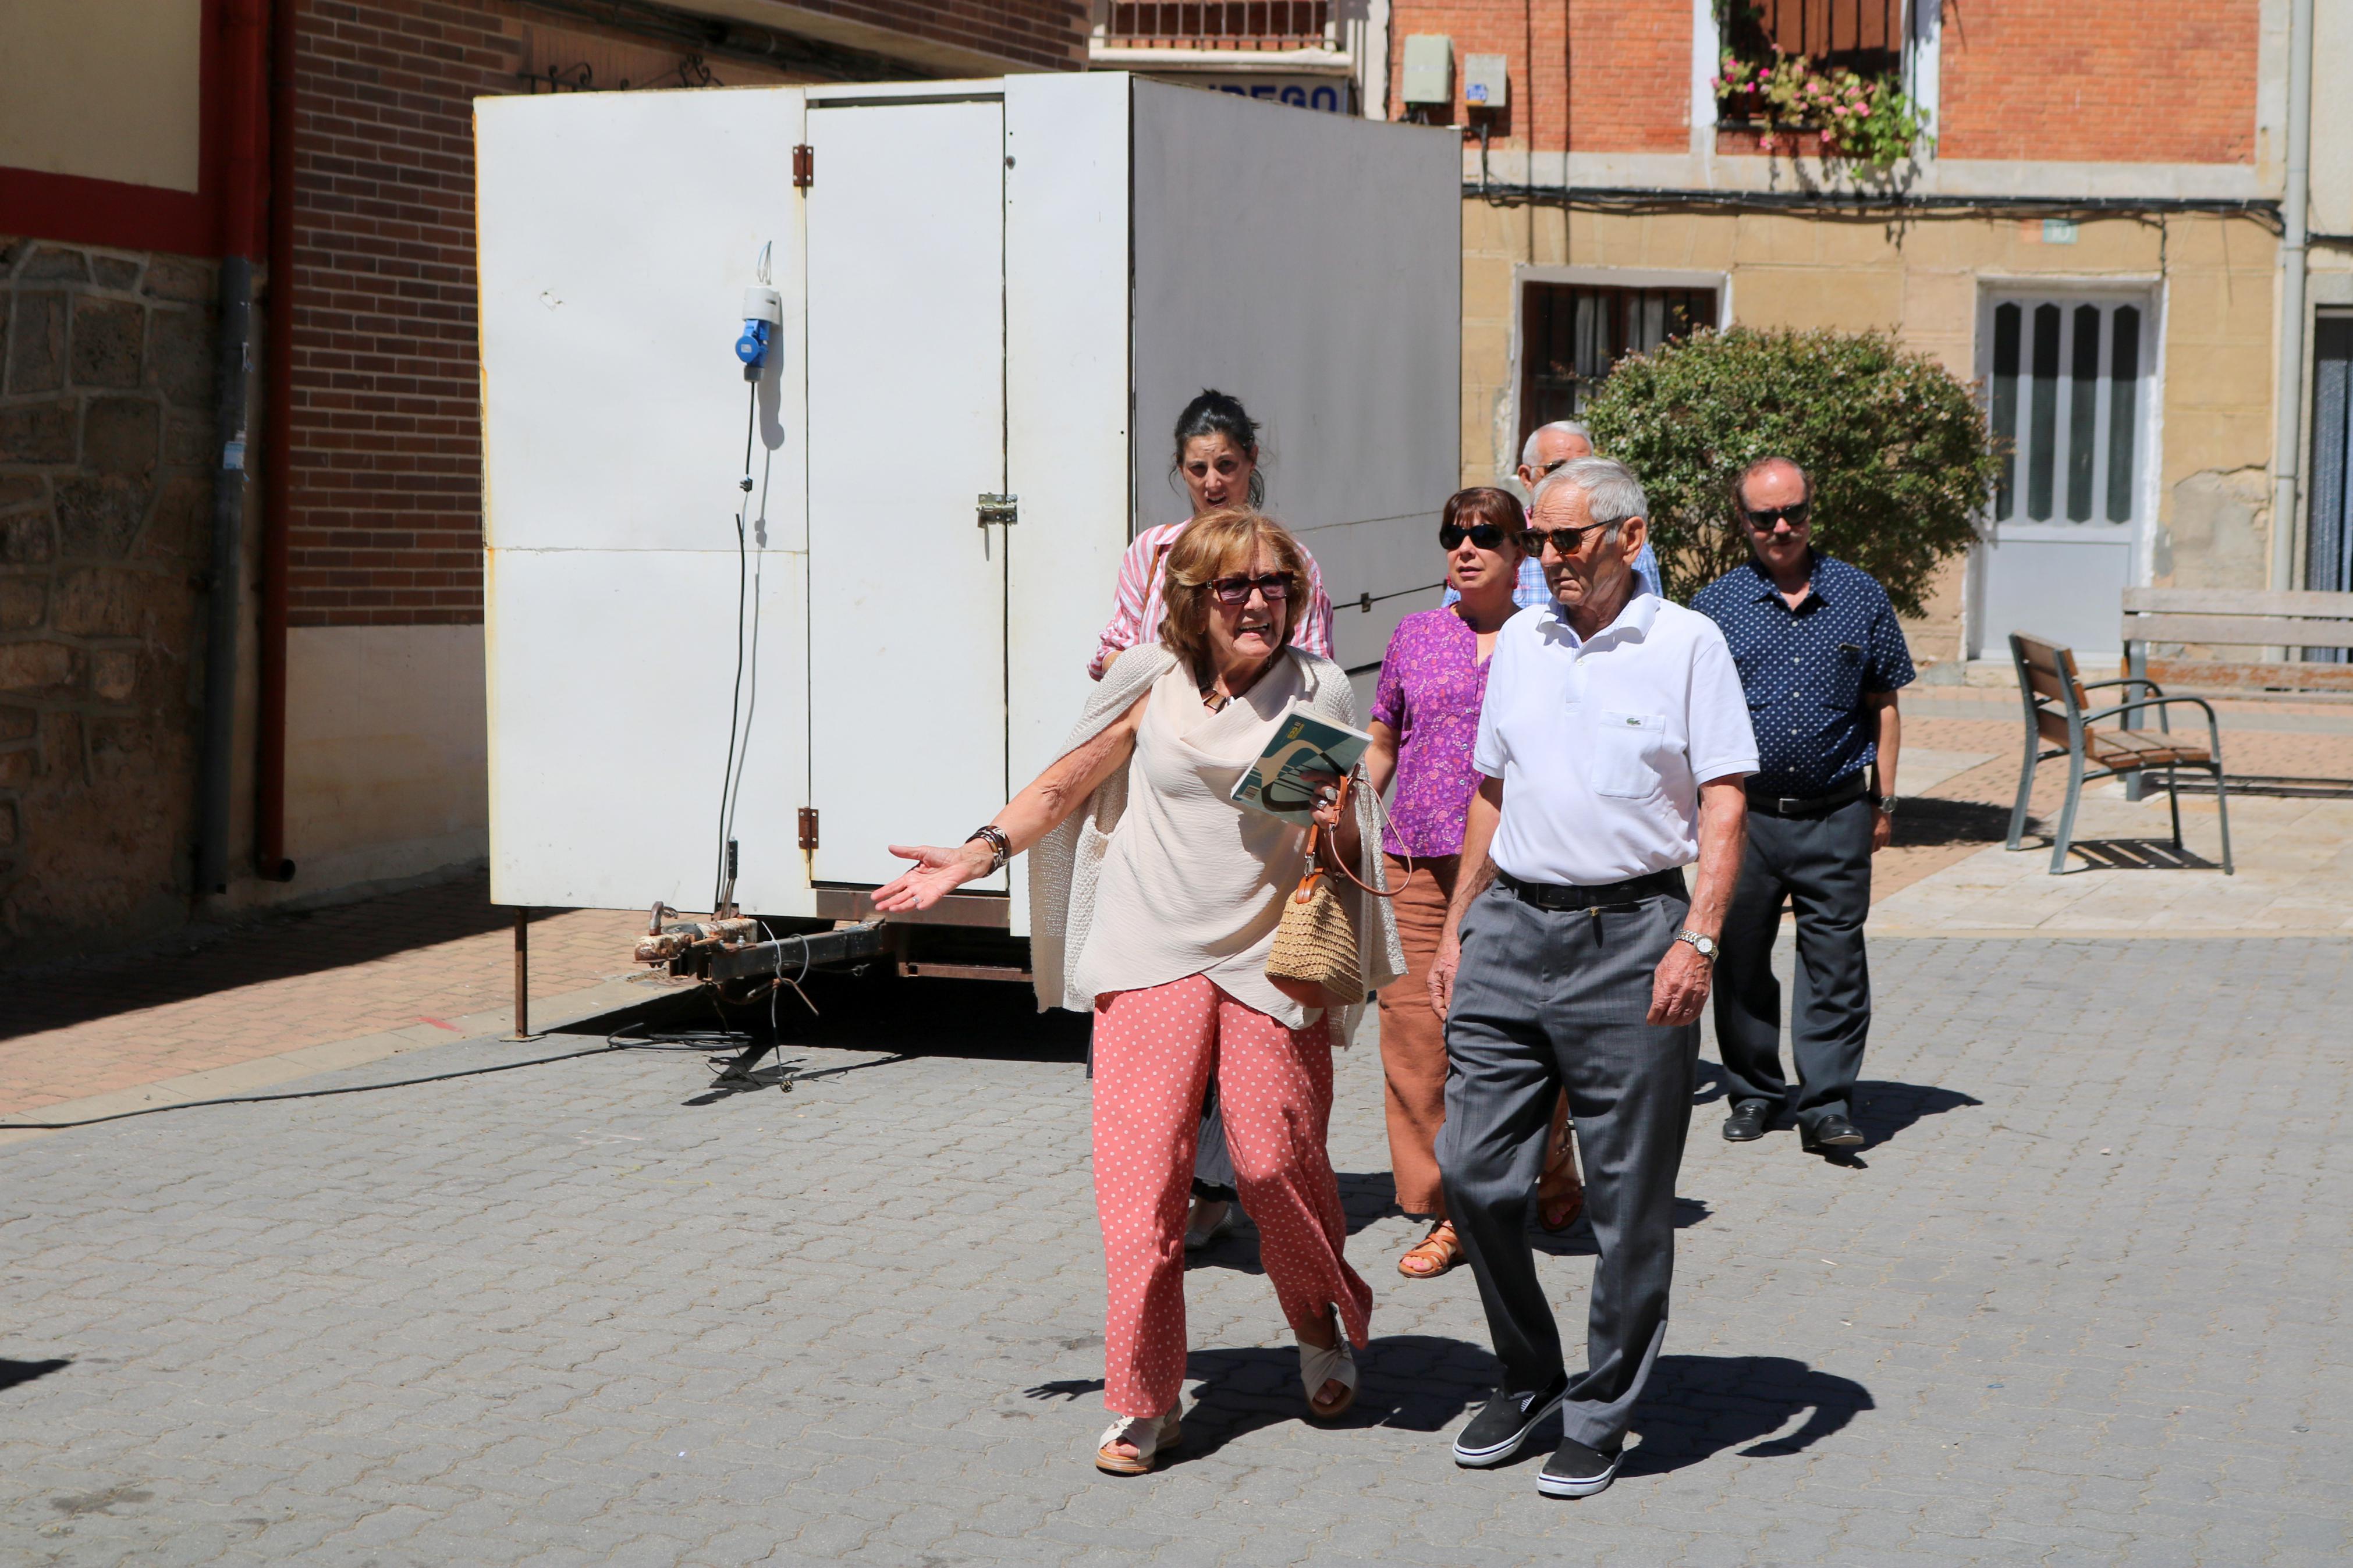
1801, 1113, 1865, 1150
1537, 1435, 1622, 1498
1452, 1372, 1568, 1467
1721, 1098, 1773, 1142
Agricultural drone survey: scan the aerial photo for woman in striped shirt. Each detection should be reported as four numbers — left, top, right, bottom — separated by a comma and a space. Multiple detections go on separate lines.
1089, 389, 1336, 681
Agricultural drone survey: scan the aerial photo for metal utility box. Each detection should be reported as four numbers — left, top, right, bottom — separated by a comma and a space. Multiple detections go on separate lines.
1400, 35, 1453, 105
476, 74, 1460, 938
1464, 54, 1508, 108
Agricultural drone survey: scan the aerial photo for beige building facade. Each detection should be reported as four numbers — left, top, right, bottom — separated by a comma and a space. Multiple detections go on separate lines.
1459, 203, 2290, 675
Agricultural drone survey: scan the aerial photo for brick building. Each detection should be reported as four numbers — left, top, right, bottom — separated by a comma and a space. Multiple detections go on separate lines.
1319, 0, 2343, 675
0, 0, 1087, 959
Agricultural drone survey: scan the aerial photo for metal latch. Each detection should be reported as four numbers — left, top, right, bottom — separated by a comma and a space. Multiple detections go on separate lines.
977, 493, 1018, 527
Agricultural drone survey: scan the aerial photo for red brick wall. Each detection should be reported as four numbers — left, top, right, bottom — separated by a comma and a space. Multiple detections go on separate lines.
785, 0, 1089, 72
1386, 0, 1688, 153
284, 0, 517, 627
283, 0, 1090, 631
1936, 0, 2258, 163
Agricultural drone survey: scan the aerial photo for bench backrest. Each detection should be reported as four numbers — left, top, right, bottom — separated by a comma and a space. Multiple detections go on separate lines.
2009, 632, 2089, 747
2120, 587, 2353, 650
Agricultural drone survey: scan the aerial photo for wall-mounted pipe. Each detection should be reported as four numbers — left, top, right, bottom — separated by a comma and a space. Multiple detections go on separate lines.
196, 0, 271, 895
256, 0, 298, 882
2269, 0, 2316, 596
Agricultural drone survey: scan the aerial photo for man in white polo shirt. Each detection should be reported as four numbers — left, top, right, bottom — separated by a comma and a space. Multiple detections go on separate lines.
1429, 456, 1756, 1499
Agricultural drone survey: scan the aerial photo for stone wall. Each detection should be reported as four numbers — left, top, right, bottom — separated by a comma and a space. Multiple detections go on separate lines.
0, 239, 221, 954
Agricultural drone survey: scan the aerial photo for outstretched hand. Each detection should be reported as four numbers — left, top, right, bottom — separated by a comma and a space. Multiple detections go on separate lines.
872, 841, 991, 912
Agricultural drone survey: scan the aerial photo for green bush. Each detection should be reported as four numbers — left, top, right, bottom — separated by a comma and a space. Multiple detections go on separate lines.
1581, 326, 2000, 616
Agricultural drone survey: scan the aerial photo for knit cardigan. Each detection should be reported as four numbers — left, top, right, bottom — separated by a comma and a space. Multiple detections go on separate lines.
1028, 644, 1406, 1036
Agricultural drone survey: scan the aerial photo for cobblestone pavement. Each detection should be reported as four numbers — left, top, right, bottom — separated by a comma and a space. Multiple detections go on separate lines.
4, 937, 2348, 1566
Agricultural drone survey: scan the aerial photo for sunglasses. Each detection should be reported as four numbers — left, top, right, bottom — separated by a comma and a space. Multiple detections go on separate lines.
1526, 521, 1619, 555
1439, 521, 1518, 552
1742, 501, 1811, 529
1210, 573, 1293, 605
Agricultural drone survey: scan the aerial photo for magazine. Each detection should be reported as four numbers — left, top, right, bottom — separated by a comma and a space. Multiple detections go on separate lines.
1229, 704, 1375, 824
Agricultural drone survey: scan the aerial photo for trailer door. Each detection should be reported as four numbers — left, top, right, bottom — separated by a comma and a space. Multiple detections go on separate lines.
805, 97, 1009, 890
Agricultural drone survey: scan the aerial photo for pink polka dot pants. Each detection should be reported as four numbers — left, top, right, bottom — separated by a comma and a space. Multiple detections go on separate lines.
1090, 975, 1373, 1419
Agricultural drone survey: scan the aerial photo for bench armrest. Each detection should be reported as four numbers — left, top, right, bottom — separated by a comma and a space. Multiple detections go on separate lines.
2081, 675, 2170, 731
2081, 694, 2225, 756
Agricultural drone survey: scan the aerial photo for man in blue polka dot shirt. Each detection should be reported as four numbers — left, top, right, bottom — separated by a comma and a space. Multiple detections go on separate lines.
1691, 457, 1912, 1158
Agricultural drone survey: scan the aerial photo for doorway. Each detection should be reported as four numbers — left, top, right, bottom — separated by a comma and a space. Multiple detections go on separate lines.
1972, 290, 2156, 658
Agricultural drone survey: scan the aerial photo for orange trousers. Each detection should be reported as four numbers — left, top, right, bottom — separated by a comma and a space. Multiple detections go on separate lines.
1091, 975, 1372, 1418
1375, 854, 1571, 1220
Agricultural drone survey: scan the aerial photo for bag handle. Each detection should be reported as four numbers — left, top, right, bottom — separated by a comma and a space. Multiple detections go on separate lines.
1302, 769, 1407, 901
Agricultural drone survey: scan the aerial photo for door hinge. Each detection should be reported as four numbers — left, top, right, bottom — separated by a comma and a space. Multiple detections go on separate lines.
977, 493, 1018, 527
792, 144, 814, 189
797, 806, 819, 851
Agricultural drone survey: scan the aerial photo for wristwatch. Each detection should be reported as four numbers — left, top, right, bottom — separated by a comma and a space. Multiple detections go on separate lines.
1876, 794, 1900, 815
1674, 929, 1719, 961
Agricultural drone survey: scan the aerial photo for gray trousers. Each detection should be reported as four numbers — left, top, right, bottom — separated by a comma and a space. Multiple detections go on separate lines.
1437, 880, 1698, 1452
1712, 797, 1873, 1133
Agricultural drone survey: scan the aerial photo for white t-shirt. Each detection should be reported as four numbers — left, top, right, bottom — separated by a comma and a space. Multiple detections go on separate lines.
1473, 594, 1759, 886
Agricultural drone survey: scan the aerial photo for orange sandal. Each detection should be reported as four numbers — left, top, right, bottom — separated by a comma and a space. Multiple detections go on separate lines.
1539, 1139, 1585, 1233
1397, 1219, 1464, 1278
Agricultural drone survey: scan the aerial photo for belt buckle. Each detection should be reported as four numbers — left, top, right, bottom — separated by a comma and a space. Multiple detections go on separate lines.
1776, 795, 1801, 814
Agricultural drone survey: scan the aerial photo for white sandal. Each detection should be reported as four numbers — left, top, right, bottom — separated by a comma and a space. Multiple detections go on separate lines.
1095, 1406, 1181, 1475
1298, 1321, 1359, 1421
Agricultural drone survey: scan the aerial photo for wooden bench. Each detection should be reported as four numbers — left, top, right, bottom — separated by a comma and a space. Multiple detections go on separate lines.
2007, 632, 2234, 875
2120, 588, 2353, 700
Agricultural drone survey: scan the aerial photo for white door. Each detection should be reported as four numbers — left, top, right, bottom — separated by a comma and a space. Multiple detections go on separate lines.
1972, 291, 2155, 657
805, 98, 1009, 887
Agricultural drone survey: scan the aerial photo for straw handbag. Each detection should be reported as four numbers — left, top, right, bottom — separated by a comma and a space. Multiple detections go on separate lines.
1267, 771, 1405, 1011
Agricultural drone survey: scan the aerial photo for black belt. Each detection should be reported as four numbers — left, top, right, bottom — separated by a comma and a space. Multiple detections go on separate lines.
1496, 867, 1688, 912
1745, 775, 1871, 817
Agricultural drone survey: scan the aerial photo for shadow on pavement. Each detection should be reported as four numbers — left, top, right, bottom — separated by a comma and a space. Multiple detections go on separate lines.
1621, 1353, 1874, 1475
1891, 798, 2019, 848
0, 1357, 72, 1393
1691, 1068, 1982, 1150
2059, 838, 2222, 872
566, 968, 1092, 1067
1851, 1079, 1983, 1143
0, 873, 513, 1044
1529, 1196, 1710, 1257
1165, 1332, 1499, 1464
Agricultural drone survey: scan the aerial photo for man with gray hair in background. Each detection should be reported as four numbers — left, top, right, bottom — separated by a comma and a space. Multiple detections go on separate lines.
1428, 457, 1756, 1497
1446, 421, 1662, 612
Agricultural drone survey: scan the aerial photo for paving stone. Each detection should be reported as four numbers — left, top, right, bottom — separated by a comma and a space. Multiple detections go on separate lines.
0, 936, 2347, 1564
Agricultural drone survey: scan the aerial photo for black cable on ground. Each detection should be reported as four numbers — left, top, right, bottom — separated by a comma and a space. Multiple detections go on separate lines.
0, 1044, 622, 1132
712, 377, 760, 912
0, 1022, 900, 1133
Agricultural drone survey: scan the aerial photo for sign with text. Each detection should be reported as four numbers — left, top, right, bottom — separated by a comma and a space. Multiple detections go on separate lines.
1166, 75, 1355, 114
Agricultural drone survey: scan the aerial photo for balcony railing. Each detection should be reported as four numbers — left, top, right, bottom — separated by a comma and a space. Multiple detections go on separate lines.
1103, 2, 1333, 51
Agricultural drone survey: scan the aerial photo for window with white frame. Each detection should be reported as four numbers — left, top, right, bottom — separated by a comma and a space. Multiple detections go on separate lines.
1985, 296, 2149, 527
1519, 281, 1719, 438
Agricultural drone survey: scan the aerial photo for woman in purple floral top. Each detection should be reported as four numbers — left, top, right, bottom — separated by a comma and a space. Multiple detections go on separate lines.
1364, 488, 1581, 1280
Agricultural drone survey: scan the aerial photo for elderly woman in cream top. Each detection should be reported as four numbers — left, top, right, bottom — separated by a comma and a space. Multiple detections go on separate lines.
876, 509, 1401, 1477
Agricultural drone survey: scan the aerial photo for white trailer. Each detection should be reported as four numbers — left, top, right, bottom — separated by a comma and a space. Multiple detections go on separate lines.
475, 73, 1460, 961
